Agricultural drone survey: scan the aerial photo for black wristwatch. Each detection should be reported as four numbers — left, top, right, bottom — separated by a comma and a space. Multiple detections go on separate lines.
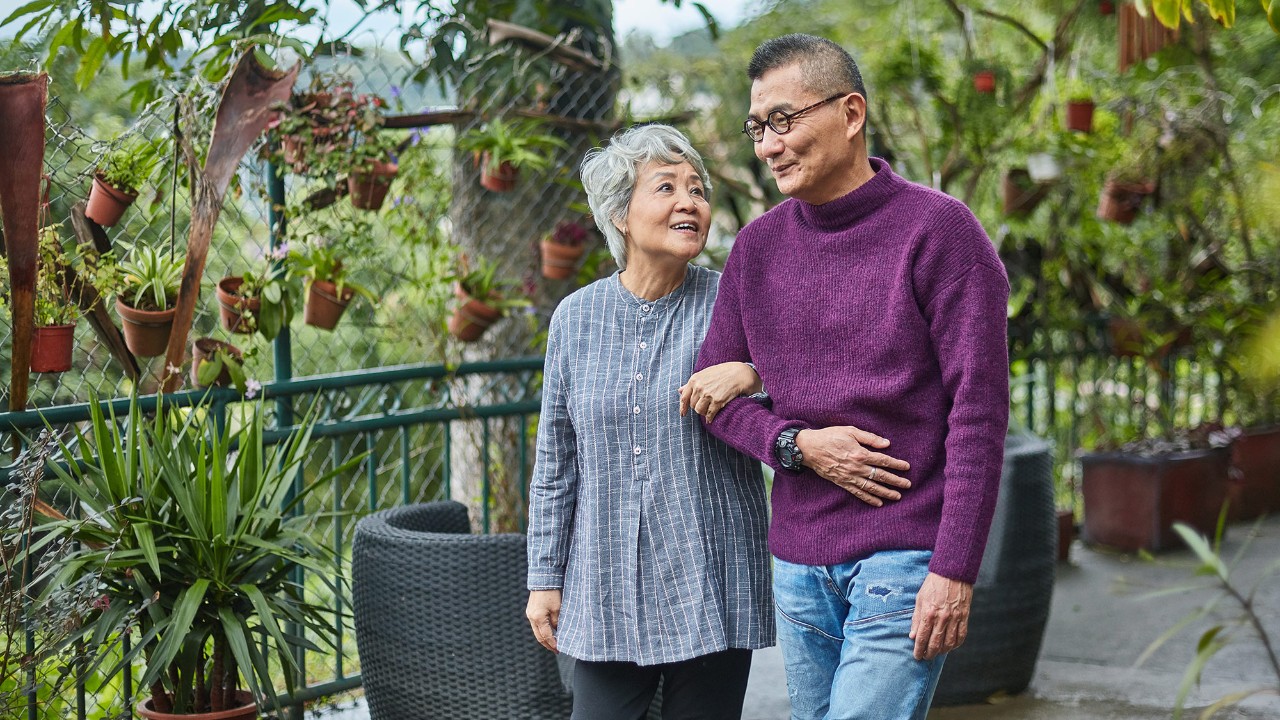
775, 428, 804, 471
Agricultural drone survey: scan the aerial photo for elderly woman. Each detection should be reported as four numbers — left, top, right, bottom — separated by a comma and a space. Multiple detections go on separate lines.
525, 124, 772, 720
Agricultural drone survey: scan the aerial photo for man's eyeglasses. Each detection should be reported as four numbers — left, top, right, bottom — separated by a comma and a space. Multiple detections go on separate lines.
742, 93, 848, 143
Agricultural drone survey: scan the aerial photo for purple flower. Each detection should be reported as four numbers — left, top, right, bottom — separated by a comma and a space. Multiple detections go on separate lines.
245, 379, 262, 399
390, 85, 401, 99
269, 244, 290, 261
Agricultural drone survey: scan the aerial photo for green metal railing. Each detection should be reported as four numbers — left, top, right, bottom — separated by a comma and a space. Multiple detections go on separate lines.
1, 356, 543, 719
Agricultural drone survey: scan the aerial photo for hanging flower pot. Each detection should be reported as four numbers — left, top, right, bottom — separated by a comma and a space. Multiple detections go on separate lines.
190, 337, 244, 389
972, 70, 997, 94
31, 324, 75, 373
116, 298, 176, 357
1065, 100, 1095, 133
540, 239, 586, 280
1096, 176, 1155, 225
448, 283, 503, 342
1099, 0, 1115, 15
478, 153, 518, 192
85, 173, 138, 227
304, 279, 356, 330
1001, 168, 1049, 218
348, 161, 399, 210
216, 276, 261, 334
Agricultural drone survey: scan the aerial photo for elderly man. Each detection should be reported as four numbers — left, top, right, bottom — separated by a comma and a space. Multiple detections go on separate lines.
684, 34, 1010, 720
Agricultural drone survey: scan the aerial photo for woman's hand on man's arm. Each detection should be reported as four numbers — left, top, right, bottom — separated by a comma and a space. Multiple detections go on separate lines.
679, 362, 762, 422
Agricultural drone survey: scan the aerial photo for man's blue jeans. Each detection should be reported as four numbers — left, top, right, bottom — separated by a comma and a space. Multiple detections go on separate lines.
773, 551, 946, 720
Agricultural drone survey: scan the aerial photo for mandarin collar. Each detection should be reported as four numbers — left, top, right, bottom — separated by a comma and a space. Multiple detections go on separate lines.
795, 157, 905, 230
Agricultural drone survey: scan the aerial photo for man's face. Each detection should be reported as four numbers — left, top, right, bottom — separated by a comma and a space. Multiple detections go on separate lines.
748, 63, 859, 205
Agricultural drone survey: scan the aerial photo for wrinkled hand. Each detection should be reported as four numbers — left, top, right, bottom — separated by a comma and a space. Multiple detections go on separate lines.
909, 573, 972, 660
794, 426, 911, 506
678, 362, 762, 423
525, 589, 561, 653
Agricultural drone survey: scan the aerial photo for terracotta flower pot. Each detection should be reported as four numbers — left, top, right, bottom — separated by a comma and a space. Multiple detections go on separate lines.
115, 298, 176, 357
1001, 168, 1049, 218
1056, 508, 1075, 562
85, 173, 138, 227
540, 239, 586, 280
349, 161, 398, 210
1096, 177, 1155, 225
304, 279, 356, 330
190, 337, 243, 389
448, 283, 503, 342
216, 276, 260, 334
137, 690, 257, 720
1065, 100, 1095, 133
1228, 426, 1280, 521
1099, 0, 1115, 15
972, 71, 996, 94
31, 323, 75, 373
478, 153, 518, 192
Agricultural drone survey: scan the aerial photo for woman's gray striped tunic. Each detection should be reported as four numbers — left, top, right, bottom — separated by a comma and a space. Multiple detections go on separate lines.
527, 265, 774, 665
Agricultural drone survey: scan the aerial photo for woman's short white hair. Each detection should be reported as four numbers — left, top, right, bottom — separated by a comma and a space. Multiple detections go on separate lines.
580, 124, 711, 271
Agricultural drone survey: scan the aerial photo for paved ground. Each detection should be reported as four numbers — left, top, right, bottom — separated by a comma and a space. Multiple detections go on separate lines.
314, 515, 1280, 719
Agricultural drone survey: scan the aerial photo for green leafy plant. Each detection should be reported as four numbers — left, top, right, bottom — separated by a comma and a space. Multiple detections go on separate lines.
1137, 519, 1280, 718
194, 339, 249, 394
456, 117, 567, 175
117, 244, 183, 311
0, 225, 83, 326
286, 217, 377, 304
17, 394, 359, 715
267, 77, 387, 176
450, 253, 528, 312
98, 137, 160, 194
235, 259, 296, 341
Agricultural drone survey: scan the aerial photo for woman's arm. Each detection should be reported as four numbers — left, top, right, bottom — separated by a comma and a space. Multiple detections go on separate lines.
678, 361, 762, 423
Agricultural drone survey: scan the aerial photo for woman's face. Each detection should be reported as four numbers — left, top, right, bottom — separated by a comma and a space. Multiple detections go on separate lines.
620, 160, 711, 267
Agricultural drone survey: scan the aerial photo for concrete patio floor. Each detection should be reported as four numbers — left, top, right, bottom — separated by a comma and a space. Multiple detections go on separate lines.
311, 515, 1280, 720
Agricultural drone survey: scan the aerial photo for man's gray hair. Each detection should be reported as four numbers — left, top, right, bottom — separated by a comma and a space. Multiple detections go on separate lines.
580, 124, 711, 271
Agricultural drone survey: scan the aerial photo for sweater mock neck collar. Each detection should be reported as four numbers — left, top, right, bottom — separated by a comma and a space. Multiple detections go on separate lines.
796, 157, 904, 230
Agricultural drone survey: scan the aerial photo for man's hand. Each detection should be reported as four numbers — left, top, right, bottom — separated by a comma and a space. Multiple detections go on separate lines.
525, 589, 561, 653
909, 573, 972, 660
795, 426, 911, 506
679, 362, 762, 423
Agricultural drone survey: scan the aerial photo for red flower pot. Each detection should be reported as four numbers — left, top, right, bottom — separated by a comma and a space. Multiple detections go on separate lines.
972, 71, 997, 94
1096, 177, 1155, 225
31, 324, 75, 373
1065, 100, 1095, 133
348, 161, 398, 210
448, 283, 503, 342
304, 279, 356, 330
1099, 0, 1115, 15
190, 337, 243, 389
115, 298, 176, 357
85, 174, 138, 227
137, 690, 257, 720
216, 276, 260, 334
540, 239, 586, 280
478, 153, 518, 192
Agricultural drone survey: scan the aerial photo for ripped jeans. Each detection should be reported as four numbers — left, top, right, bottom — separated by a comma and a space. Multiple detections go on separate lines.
772, 551, 945, 720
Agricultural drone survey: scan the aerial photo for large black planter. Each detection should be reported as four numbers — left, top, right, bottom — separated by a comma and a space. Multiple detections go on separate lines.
933, 432, 1057, 705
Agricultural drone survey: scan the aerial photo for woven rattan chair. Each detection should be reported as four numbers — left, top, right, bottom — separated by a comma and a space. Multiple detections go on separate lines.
353, 501, 574, 719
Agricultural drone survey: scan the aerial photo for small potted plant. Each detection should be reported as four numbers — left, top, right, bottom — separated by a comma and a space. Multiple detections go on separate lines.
86, 137, 159, 227
1097, 170, 1156, 225
15, 394, 356, 718
972, 69, 997, 94
457, 117, 567, 192
266, 76, 365, 174
540, 219, 590, 280
447, 254, 528, 342
190, 336, 247, 392
216, 256, 295, 340
288, 218, 378, 331
0, 226, 83, 372
1064, 79, 1096, 133
347, 129, 400, 211
115, 243, 183, 357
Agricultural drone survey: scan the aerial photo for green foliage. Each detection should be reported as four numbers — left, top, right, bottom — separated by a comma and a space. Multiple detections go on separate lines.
235, 260, 297, 342
195, 342, 248, 394
98, 137, 161, 194
287, 215, 379, 304
450, 253, 528, 312
17, 394, 358, 714
117, 243, 183, 311
457, 117, 567, 174
0, 225, 83, 326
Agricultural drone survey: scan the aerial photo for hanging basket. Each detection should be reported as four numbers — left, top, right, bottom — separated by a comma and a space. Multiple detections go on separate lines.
116, 299, 176, 357
478, 153, 519, 192
540, 240, 586, 280
304, 279, 356, 330
31, 324, 75, 373
1096, 176, 1155, 225
85, 174, 138, 227
448, 283, 503, 342
972, 71, 997, 94
1065, 100, 1095, 133
216, 276, 260, 334
190, 337, 243, 389
348, 161, 398, 210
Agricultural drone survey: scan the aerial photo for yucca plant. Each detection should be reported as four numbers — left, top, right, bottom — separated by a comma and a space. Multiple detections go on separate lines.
17, 395, 358, 715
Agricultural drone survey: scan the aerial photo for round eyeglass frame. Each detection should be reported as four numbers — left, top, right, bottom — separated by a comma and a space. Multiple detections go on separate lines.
742, 93, 849, 142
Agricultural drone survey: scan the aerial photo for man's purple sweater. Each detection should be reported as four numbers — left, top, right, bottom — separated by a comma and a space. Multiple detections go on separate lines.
695, 158, 1010, 584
